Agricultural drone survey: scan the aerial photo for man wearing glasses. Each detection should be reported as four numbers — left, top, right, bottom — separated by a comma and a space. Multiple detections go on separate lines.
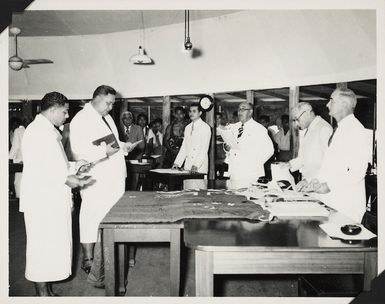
223, 102, 274, 189
281, 102, 332, 181
297, 88, 371, 222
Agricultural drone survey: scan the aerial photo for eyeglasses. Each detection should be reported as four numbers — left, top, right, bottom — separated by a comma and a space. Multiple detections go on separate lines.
292, 110, 307, 122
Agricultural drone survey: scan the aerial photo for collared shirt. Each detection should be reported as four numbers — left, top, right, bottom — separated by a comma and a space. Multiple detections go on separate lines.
316, 114, 371, 222
148, 129, 163, 147
274, 129, 290, 151
289, 116, 332, 180
124, 125, 132, 134
174, 118, 211, 173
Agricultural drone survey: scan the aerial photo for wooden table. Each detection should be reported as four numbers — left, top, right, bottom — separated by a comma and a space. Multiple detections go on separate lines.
100, 192, 183, 296
184, 218, 377, 296
146, 169, 205, 191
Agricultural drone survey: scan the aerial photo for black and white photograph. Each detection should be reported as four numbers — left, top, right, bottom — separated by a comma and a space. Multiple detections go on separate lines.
1, 0, 384, 302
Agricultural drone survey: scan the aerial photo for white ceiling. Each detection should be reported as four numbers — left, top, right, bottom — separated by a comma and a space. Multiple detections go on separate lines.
11, 10, 240, 36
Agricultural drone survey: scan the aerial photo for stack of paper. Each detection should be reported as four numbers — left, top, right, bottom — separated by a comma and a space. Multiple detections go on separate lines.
266, 201, 329, 217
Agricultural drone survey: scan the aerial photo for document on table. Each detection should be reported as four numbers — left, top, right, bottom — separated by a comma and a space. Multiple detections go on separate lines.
150, 168, 193, 174
266, 201, 330, 217
319, 223, 377, 240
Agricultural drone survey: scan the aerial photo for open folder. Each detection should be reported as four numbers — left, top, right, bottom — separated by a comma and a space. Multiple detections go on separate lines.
92, 133, 119, 149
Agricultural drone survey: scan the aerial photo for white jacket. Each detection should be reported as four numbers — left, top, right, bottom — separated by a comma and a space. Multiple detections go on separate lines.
174, 118, 211, 173
70, 103, 126, 209
20, 114, 73, 281
9, 125, 25, 163
226, 119, 274, 188
317, 114, 371, 222
289, 116, 332, 180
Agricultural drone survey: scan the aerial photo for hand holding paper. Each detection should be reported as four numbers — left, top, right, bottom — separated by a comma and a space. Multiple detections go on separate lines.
123, 140, 143, 154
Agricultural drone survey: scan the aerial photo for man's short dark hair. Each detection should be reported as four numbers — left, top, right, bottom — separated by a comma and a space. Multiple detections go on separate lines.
137, 113, 148, 122
190, 102, 203, 112
40, 92, 68, 111
281, 114, 290, 123
174, 106, 185, 114
150, 118, 163, 127
92, 85, 116, 99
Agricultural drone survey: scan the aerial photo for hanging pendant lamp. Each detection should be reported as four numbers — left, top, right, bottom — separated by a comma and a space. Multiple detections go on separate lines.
184, 10, 193, 51
130, 11, 153, 64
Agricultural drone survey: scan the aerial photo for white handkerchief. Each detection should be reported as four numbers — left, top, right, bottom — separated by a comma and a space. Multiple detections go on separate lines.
319, 223, 377, 240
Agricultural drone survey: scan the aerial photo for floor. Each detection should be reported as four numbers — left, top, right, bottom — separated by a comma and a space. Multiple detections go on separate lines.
8, 198, 356, 297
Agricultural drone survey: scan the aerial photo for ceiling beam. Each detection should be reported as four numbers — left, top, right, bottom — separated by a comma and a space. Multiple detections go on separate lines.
256, 90, 288, 100
321, 83, 375, 99
299, 87, 331, 99
224, 92, 246, 100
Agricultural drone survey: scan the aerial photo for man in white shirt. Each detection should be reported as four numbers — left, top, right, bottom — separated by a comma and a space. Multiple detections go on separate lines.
70, 85, 134, 273
147, 118, 164, 156
9, 118, 26, 198
282, 102, 332, 181
173, 103, 211, 189
274, 114, 291, 161
20, 92, 92, 296
224, 102, 274, 189
298, 88, 371, 222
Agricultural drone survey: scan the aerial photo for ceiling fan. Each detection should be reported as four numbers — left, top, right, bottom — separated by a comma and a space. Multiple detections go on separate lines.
9, 27, 54, 71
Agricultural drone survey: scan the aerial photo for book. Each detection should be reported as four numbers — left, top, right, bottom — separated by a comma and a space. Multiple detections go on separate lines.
92, 133, 120, 149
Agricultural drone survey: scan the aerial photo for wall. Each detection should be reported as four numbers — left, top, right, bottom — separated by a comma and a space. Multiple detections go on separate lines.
9, 10, 376, 100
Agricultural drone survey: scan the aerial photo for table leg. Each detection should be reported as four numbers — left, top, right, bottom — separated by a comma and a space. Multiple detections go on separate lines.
129, 245, 136, 267
363, 251, 377, 291
169, 177, 176, 191
195, 250, 214, 296
103, 228, 116, 296
170, 228, 181, 296
118, 243, 126, 295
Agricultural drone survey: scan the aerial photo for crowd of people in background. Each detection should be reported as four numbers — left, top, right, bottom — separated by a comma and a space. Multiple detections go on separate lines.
8, 85, 373, 296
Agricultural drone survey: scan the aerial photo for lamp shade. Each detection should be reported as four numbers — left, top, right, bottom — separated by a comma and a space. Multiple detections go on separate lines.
9, 56, 24, 71
130, 46, 152, 64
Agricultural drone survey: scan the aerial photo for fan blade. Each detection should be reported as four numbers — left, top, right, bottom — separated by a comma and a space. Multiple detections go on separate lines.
23, 59, 53, 65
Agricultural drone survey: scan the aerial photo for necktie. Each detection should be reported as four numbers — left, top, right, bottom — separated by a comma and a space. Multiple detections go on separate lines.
328, 127, 338, 146
237, 123, 244, 139
191, 123, 194, 136
102, 116, 112, 132
126, 126, 130, 139
155, 133, 161, 147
